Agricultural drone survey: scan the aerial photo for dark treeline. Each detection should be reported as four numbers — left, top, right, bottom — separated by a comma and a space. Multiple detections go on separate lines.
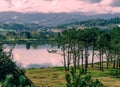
0, 29, 57, 43
1, 23, 46, 31
56, 27, 120, 74
57, 17, 120, 28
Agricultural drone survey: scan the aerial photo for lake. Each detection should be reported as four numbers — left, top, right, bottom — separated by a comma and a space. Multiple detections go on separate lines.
6, 44, 102, 68
12, 44, 63, 68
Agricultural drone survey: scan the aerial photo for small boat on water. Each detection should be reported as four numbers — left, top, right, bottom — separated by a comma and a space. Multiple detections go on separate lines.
47, 49, 57, 53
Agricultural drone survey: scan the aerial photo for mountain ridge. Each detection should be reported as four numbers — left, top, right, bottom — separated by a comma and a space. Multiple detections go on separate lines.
0, 11, 120, 27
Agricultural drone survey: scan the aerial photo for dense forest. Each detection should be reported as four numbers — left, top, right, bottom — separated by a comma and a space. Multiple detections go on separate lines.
57, 17, 120, 28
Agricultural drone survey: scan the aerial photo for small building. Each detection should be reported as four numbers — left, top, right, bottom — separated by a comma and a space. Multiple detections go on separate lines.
50, 29, 63, 34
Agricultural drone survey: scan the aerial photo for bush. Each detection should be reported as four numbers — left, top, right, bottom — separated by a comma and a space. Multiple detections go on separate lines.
0, 43, 34, 87
66, 68, 104, 87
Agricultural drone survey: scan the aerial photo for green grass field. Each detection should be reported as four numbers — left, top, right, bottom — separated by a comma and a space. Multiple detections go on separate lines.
25, 64, 120, 87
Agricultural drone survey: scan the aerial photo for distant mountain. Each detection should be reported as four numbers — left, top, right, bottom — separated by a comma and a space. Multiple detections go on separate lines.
0, 11, 120, 27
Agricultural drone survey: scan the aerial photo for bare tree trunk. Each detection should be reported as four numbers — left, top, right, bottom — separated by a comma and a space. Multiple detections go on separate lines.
84, 43, 88, 74
73, 41, 77, 69
91, 44, 95, 68
99, 49, 102, 71
77, 47, 80, 69
107, 58, 109, 69
116, 56, 119, 74
118, 52, 120, 74
106, 51, 111, 69
63, 45, 67, 71
81, 49, 84, 68
113, 55, 116, 69
101, 49, 104, 72
119, 58, 120, 74
67, 44, 70, 71
113, 50, 117, 69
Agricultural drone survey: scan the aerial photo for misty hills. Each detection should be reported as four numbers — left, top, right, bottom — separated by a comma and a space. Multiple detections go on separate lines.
0, 12, 86, 26
0, 11, 120, 30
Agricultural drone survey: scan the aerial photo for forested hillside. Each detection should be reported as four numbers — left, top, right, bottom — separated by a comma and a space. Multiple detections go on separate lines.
0, 17, 120, 31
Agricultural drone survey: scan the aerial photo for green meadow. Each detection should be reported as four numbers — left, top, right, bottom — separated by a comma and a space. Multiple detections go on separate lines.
26, 64, 120, 87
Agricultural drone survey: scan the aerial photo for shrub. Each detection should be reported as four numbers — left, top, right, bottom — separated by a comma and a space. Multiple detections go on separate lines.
0, 43, 34, 87
66, 68, 104, 87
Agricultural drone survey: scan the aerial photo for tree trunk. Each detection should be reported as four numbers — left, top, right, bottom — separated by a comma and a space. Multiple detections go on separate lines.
99, 49, 102, 71
63, 45, 67, 71
67, 44, 71, 71
113, 55, 116, 69
101, 49, 104, 72
77, 47, 80, 69
81, 49, 84, 68
73, 41, 77, 69
91, 44, 95, 68
84, 43, 88, 74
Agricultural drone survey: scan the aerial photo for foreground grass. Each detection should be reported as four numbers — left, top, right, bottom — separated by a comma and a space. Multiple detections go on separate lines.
25, 65, 120, 87
26, 67, 66, 87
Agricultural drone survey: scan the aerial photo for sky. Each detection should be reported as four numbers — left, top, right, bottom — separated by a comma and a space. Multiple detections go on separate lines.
0, 0, 120, 14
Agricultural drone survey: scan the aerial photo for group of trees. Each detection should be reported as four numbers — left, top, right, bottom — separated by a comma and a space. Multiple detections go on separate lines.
1, 23, 42, 31
2, 31, 38, 40
56, 27, 108, 87
56, 27, 120, 74
0, 30, 57, 42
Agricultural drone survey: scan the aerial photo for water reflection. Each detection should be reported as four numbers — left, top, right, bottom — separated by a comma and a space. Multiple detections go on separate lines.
26, 42, 31, 49
13, 44, 63, 68
10, 43, 103, 68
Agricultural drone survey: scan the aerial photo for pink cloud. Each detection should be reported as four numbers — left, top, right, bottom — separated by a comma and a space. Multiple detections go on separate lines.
0, 0, 120, 14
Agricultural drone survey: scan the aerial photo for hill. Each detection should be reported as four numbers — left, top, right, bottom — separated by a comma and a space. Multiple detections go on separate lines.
0, 12, 120, 31
0, 11, 120, 27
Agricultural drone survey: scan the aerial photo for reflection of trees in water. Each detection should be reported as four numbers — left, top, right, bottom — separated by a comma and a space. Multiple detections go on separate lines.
26, 42, 40, 49
26, 42, 31, 49
31, 42, 39, 49
5, 41, 59, 50
25, 41, 59, 50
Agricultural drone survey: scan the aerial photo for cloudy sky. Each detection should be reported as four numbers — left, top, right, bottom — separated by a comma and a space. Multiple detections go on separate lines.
0, 0, 120, 14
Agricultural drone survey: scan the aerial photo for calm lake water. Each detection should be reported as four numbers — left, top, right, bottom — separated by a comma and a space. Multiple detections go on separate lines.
6, 44, 101, 68
12, 44, 63, 68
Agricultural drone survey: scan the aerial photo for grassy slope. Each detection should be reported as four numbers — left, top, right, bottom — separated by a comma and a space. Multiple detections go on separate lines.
25, 64, 120, 87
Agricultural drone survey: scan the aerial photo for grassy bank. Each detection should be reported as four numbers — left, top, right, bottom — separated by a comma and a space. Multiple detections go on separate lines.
25, 65, 120, 87
26, 67, 66, 87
